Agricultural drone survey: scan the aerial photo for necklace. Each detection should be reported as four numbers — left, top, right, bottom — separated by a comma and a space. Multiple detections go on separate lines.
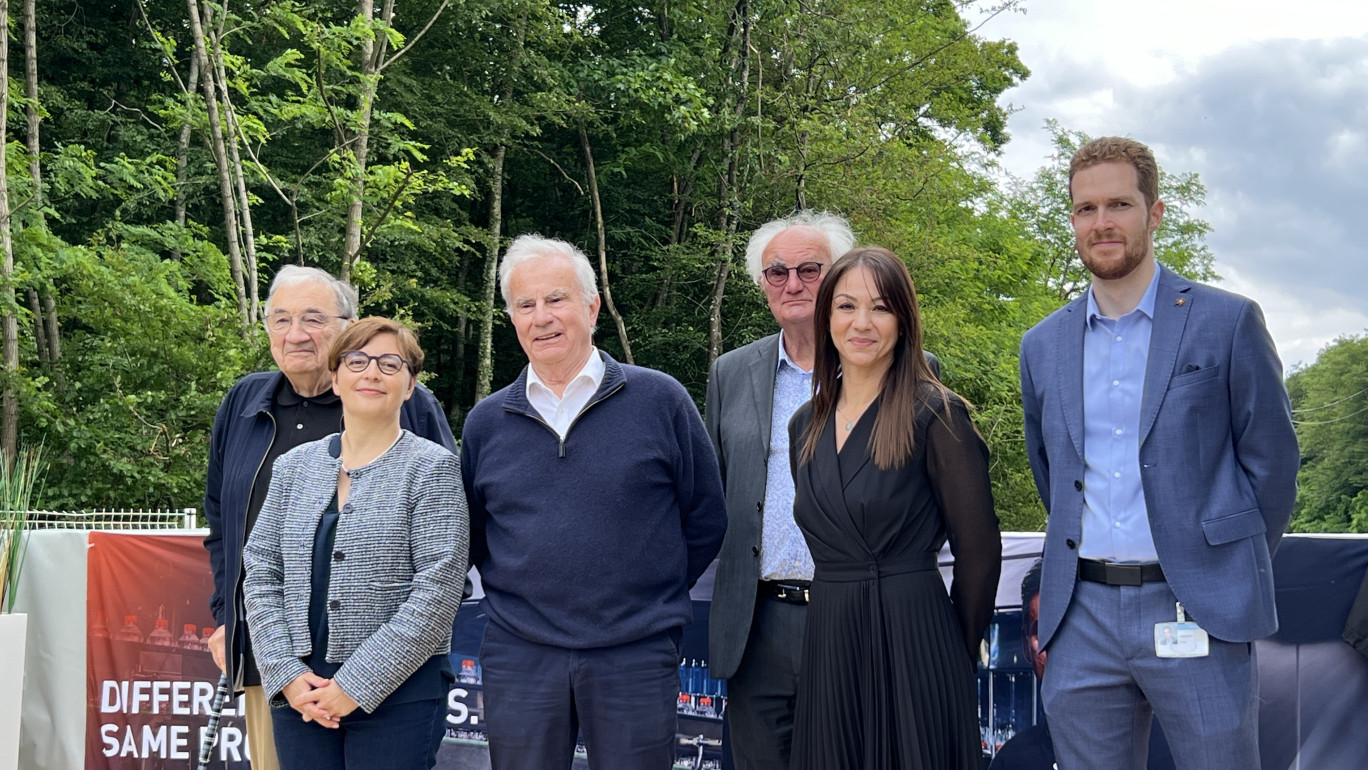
835, 406, 860, 432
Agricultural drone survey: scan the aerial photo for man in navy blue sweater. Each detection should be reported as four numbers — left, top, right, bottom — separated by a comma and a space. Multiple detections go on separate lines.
460, 234, 727, 770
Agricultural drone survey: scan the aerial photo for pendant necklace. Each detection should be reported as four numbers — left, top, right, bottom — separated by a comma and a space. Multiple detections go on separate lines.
835, 406, 858, 432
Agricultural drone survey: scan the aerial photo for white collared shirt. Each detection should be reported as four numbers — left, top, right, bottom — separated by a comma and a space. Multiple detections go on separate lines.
525, 348, 606, 439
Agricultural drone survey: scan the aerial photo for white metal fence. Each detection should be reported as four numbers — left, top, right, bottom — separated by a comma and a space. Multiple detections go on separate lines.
24, 508, 198, 530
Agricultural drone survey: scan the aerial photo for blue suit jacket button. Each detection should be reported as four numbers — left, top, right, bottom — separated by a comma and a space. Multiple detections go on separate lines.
1074, 479, 1083, 491
1066, 539, 1077, 550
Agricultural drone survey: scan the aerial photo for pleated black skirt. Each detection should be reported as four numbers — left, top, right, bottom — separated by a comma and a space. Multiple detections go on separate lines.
790, 570, 981, 770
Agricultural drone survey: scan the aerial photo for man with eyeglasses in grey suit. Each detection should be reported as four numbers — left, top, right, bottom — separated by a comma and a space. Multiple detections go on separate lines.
704, 212, 855, 769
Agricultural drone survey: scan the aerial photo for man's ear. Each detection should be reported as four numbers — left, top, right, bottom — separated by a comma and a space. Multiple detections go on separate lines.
1148, 199, 1165, 233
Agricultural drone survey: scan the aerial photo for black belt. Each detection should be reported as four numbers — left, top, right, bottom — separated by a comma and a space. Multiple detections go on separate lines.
1078, 559, 1165, 586
759, 580, 811, 605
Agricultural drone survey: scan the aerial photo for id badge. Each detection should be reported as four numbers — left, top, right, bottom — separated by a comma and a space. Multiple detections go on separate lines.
1155, 602, 1210, 658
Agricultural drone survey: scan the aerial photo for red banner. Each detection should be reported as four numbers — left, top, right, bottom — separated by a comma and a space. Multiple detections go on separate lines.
85, 532, 251, 769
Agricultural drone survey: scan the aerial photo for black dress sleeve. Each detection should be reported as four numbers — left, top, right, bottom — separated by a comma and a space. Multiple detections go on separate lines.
924, 396, 1001, 660
788, 401, 814, 485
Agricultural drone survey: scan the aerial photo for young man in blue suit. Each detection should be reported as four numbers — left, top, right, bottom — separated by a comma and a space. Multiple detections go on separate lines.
1019, 137, 1299, 769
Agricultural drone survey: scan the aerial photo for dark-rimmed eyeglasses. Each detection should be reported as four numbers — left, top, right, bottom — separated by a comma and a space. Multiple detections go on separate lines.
266, 311, 344, 334
340, 351, 409, 375
762, 261, 824, 287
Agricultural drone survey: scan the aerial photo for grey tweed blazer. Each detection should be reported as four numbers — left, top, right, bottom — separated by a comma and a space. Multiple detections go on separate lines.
243, 430, 468, 713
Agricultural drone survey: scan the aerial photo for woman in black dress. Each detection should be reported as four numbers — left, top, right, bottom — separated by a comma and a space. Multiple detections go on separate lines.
788, 246, 1000, 769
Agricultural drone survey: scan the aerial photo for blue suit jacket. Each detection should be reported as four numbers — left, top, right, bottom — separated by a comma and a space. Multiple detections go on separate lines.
1020, 268, 1298, 648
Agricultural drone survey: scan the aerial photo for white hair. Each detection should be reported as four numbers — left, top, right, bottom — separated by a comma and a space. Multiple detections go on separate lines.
744, 211, 856, 284
498, 234, 599, 314
264, 265, 359, 320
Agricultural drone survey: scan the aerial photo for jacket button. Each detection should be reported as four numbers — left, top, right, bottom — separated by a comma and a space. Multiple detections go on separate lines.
1066, 539, 1077, 550
333, 550, 345, 561
328, 599, 340, 610
1074, 479, 1083, 491
752, 546, 760, 556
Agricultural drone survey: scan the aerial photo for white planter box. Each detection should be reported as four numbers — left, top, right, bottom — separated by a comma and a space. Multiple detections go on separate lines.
0, 613, 27, 770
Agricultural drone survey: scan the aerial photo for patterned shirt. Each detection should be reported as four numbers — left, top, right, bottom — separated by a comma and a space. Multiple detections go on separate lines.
761, 332, 817, 581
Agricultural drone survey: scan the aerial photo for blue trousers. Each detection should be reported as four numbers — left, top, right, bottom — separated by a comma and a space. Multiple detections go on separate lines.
480, 622, 680, 770
1042, 580, 1259, 770
270, 695, 447, 770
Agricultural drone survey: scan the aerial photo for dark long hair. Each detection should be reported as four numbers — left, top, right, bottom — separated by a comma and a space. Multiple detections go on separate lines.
800, 246, 954, 470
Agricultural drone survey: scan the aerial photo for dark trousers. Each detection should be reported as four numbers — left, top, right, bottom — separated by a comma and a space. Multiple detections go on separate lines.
480, 621, 680, 770
271, 696, 447, 770
726, 596, 806, 770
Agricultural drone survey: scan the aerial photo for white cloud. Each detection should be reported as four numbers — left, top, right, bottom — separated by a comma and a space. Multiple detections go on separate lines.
987, 1, 1368, 369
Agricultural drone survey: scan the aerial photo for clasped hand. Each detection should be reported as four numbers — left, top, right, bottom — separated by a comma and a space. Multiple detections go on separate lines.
281, 672, 359, 728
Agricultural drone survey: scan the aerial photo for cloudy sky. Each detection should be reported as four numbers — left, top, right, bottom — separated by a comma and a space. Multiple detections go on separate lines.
984, 0, 1368, 369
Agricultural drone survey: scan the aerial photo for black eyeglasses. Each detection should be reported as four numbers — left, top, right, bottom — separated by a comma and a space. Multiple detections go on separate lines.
762, 261, 824, 287
340, 351, 409, 375
267, 311, 345, 334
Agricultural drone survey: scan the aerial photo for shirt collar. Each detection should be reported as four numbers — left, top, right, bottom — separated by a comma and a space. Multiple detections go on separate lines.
526, 347, 605, 398
1087, 263, 1163, 326
775, 330, 812, 375
275, 375, 341, 406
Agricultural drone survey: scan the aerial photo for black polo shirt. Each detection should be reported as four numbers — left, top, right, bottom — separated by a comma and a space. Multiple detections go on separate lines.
241, 376, 342, 686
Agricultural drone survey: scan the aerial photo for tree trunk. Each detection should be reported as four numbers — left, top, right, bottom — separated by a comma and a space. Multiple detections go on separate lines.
23, 0, 40, 214
340, 0, 394, 284
473, 10, 527, 401
206, 17, 259, 321
26, 289, 47, 366
579, 124, 633, 364
707, 0, 751, 367
475, 144, 506, 402
42, 289, 59, 363
172, 55, 201, 259
186, 0, 248, 324
0, 0, 18, 462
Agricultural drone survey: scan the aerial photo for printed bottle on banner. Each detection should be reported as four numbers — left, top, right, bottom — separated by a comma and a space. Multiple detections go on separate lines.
114, 615, 144, 643
178, 623, 201, 649
148, 618, 174, 647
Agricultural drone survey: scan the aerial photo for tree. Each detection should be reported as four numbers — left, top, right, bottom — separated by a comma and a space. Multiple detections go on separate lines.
1287, 335, 1368, 533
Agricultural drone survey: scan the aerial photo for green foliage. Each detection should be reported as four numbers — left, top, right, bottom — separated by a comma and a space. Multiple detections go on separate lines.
1287, 335, 1368, 533
8, 0, 1214, 537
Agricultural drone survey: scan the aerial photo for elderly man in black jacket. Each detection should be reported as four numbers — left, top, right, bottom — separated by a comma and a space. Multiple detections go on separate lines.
203, 266, 454, 769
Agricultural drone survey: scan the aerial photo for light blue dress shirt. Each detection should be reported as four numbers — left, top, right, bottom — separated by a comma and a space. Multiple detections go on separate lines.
1079, 265, 1163, 563
761, 332, 817, 581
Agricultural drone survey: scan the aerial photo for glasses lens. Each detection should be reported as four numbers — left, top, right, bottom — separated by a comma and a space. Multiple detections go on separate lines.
268, 314, 292, 332
377, 355, 405, 375
342, 352, 369, 372
763, 266, 790, 286
300, 312, 329, 331
797, 263, 823, 282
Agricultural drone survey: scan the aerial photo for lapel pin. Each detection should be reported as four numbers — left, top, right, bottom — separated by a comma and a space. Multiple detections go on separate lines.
1175, 297, 1187, 307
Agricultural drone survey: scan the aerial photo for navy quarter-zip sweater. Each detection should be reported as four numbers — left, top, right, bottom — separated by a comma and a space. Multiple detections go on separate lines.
460, 352, 727, 649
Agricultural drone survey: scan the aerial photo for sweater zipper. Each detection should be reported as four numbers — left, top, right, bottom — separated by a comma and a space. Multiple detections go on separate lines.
512, 380, 625, 459
555, 381, 625, 457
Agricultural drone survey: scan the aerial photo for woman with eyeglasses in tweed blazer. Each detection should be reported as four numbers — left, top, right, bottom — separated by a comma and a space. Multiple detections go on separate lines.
244, 317, 468, 769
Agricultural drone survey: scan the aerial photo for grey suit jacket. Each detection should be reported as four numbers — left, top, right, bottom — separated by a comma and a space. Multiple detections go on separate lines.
705, 334, 782, 678
1020, 268, 1299, 649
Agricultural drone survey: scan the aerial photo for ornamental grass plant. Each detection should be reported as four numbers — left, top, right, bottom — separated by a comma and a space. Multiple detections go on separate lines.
0, 446, 46, 613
